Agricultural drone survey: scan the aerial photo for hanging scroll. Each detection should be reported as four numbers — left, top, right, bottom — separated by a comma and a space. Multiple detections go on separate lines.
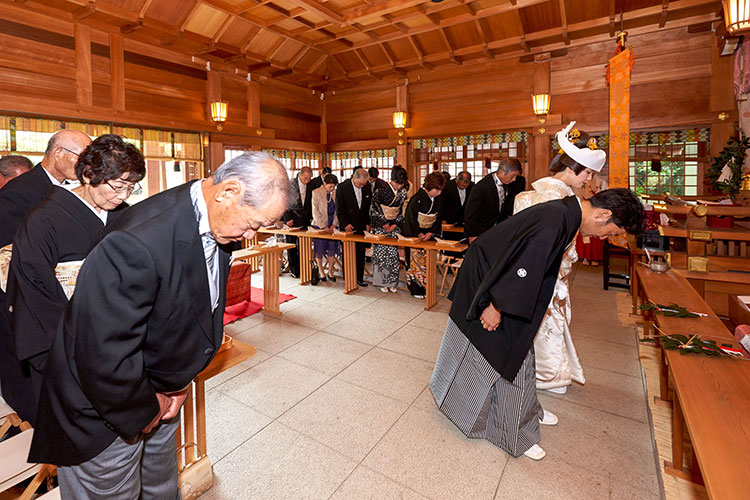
608, 47, 634, 188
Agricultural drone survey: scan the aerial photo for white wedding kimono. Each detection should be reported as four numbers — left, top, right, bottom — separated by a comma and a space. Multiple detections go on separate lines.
513, 177, 585, 390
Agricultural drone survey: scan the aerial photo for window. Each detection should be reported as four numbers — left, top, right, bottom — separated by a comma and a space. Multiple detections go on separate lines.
629, 139, 705, 197
327, 150, 395, 180
226, 148, 322, 180
413, 133, 527, 186
0, 115, 205, 205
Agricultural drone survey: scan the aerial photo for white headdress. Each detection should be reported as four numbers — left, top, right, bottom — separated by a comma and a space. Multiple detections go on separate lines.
556, 121, 606, 172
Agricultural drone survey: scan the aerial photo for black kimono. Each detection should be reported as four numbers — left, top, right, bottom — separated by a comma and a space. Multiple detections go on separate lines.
5, 187, 124, 424
430, 196, 581, 457
403, 188, 443, 296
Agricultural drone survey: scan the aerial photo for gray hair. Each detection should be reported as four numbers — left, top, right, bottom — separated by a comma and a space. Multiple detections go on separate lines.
0, 155, 33, 177
497, 158, 522, 175
352, 168, 369, 181
457, 171, 471, 182
212, 152, 289, 209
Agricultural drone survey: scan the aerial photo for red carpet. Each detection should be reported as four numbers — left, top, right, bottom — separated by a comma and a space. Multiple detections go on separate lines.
223, 286, 296, 325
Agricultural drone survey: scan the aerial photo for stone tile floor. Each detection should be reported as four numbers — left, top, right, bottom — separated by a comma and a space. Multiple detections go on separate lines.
200, 265, 662, 500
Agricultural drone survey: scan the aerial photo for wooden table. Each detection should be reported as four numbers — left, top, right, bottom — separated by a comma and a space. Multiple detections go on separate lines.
634, 266, 750, 498
231, 242, 294, 317
441, 223, 464, 234
677, 268, 750, 317
178, 340, 256, 467
260, 228, 467, 311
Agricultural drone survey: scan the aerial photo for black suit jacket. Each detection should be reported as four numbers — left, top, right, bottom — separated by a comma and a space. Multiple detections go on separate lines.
335, 178, 372, 233
282, 176, 313, 228
464, 174, 526, 238
308, 174, 324, 193
441, 179, 474, 225
0, 164, 54, 247
29, 182, 230, 466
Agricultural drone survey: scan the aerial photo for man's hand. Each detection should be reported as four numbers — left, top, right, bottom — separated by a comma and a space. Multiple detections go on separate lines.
142, 392, 171, 434
141, 390, 188, 434
480, 303, 501, 331
345, 224, 354, 233
287, 219, 294, 227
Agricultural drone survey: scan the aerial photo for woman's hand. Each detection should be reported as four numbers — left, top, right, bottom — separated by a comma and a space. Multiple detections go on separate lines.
421, 232, 433, 241
480, 303, 501, 331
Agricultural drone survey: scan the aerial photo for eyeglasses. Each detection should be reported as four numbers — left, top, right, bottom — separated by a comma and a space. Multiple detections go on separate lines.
59, 146, 81, 158
105, 180, 140, 195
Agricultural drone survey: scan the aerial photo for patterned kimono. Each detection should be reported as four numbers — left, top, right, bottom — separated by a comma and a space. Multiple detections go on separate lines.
513, 177, 585, 391
369, 183, 408, 288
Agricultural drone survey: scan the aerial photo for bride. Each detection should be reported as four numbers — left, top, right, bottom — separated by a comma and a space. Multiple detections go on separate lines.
513, 121, 606, 394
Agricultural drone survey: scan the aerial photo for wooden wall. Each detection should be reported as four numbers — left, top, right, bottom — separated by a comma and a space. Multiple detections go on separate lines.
0, 2, 322, 159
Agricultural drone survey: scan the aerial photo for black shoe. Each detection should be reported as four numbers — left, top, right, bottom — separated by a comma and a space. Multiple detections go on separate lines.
329, 276, 336, 282
357, 280, 368, 287
320, 276, 327, 282
290, 271, 299, 279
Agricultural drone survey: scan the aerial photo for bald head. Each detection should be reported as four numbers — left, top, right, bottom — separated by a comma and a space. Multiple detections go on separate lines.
42, 130, 92, 183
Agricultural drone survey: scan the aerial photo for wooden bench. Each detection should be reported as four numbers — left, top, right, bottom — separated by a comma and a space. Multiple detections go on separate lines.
634, 266, 750, 499
231, 242, 295, 317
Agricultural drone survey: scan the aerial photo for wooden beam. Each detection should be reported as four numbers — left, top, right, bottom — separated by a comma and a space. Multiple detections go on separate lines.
309, 54, 328, 73
609, 0, 616, 36
74, 22, 92, 107
72, 2, 96, 21
247, 61, 271, 71
289, 46, 310, 68
660, 0, 670, 28
121, 18, 144, 34
110, 32, 125, 111
138, 0, 155, 18
247, 80, 260, 128
285, 0, 343, 25
180, 1, 200, 32
267, 39, 287, 61
271, 68, 293, 77
559, 0, 570, 45
212, 15, 234, 43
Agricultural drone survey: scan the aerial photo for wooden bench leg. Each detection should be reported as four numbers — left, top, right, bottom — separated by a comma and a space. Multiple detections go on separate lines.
425, 249, 437, 311
299, 236, 313, 285
664, 393, 704, 485
342, 241, 358, 294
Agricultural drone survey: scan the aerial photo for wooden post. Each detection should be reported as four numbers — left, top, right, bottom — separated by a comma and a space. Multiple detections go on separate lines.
74, 22, 92, 107
208, 139, 224, 176
528, 61, 551, 184
320, 97, 327, 148
109, 32, 125, 111
709, 34, 737, 192
247, 80, 260, 129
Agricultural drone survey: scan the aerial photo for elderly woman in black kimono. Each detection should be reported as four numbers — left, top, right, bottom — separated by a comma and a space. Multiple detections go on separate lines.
5, 134, 145, 425
369, 165, 409, 294
403, 171, 446, 298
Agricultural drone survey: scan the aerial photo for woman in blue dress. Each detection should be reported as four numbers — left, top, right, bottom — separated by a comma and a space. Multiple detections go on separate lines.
311, 173, 340, 281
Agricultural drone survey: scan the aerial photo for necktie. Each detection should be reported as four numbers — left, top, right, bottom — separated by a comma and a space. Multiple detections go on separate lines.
203, 234, 219, 311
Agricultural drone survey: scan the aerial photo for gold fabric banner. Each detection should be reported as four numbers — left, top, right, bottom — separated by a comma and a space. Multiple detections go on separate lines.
608, 48, 633, 188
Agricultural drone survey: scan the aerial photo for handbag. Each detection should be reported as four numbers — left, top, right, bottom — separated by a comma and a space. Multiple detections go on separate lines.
178, 443, 213, 500
310, 260, 321, 286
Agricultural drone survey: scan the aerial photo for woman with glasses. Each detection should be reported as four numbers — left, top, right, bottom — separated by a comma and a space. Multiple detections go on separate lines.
4, 134, 145, 425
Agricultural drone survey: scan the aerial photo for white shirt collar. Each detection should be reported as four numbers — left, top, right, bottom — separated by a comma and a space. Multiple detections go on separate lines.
42, 166, 63, 186
190, 180, 212, 237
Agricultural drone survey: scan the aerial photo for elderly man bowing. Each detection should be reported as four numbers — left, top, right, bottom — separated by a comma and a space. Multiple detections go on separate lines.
29, 152, 289, 499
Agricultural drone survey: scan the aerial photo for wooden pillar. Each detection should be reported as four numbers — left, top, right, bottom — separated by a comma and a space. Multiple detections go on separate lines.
709, 35, 737, 191
320, 100, 327, 149
247, 80, 260, 129
74, 22, 92, 107
394, 83, 414, 189
208, 140, 224, 176
528, 61, 551, 184
109, 32, 125, 111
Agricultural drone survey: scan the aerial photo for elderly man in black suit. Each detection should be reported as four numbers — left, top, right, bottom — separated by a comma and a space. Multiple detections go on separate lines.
0, 155, 33, 190
282, 166, 313, 278
464, 159, 525, 243
442, 171, 474, 226
29, 152, 289, 499
336, 167, 372, 287
0, 129, 91, 421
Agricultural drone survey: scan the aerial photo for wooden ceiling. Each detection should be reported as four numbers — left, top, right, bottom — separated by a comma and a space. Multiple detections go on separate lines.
7, 0, 723, 89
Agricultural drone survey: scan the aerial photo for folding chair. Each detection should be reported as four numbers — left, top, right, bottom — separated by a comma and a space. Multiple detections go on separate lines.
438, 255, 463, 296
0, 428, 57, 500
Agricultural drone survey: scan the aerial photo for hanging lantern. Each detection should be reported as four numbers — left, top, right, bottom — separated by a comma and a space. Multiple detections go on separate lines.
210, 101, 228, 123
531, 94, 550, 116
393, 111, 407, 129
723, 0, 750, 34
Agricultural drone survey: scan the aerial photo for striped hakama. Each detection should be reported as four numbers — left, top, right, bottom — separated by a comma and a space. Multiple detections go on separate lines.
430, 318, 543, 457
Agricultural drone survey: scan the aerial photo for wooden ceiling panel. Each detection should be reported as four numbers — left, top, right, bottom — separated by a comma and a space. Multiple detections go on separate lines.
249, 30, 286, 54
184, 4, 229, 38
371, 25, 401, 37
386, 39, 415, 61
360, 45, 388, 67
434, 5, 472, 22
273, 18, 306, 31
243, 5, 285, 22
273, 41, 305, 63
483, 11, 524, 40
296, 50, 325, 70
399, 17, 434, 30
565, 0, 611, 25
218, 19, 256, 46
334, 52, 363, 72
414, 30, 447, 56
107, 0, 147, 12
617, 0, 664, 10
518, 1, 561, 34
144, 0, 196, 26
445, 21, 482, 49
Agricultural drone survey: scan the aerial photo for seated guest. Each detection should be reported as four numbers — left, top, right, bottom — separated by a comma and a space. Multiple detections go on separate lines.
403, 171, 446, 298
0, 155, 33, 190
335, 168, 372, 287
309, 166, 332, 192
464, 159, 524, 243
311, 174, 340, 282
282, 166, 313, 278
5, 134, 145, 425
442, 171, 474, 225
370, 165, 409, 294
